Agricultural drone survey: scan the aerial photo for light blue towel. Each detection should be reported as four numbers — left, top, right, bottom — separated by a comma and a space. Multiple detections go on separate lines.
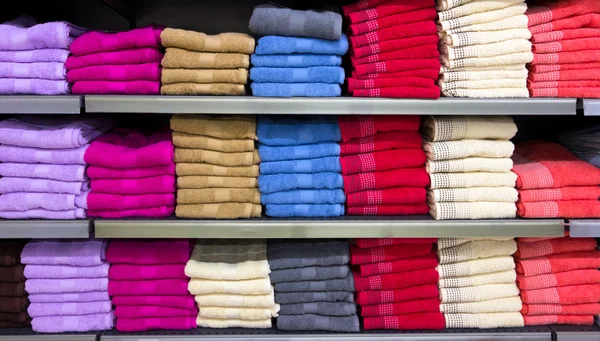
258, 172, 343, 193
257, 116, 341, 146
258, 143, 340, 162
261, 189, 345, 204
260, 157, 341, 174
255, 35, 348, 56
250, 67, 344, 84
251, 83, 341, 97
265, 204, 344, 217
251, 55, 342, 68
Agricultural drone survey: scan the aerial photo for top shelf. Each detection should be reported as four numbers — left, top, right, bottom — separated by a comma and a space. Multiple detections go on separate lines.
0, 96, 82, 114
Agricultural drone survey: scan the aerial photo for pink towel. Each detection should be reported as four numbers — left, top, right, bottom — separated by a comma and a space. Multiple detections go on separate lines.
106, 239, 192, 264
111, 295, 196, 310
65, 48, 163, 70
116, 316, 196, 332
71, 80, 160, 94
70, 25, 163, 56
87, 164, 175, 179
527, 1, 600, 27
114, 305, 198, 318
90, 175, 175, 195
87, 206, 174, 218
67, 63, 161, 82
109, 264, 187, 280
108, 279, 190, 296
86, 193, 175, 210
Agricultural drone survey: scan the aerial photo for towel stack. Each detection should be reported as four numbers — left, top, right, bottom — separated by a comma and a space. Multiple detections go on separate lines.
21, 239, 113, 333
343, 0, 441, 98
352, 238, 444, 330
514, 237, 600, 325
558, 126, 600, 168
258, 116, 344, 217
107, 239, 195, 332
171, 115, 260, 219
83, 129, 175, 218
0, 117, 113, 219
437, 238, 524, 329
0, 15, 85, 95
422, 116, 519, 220
268, 241, 358, 332
67, 26, 163, 94
160, 28, 254, 95
249, 5, 347, 97
339, 115, 430, 216
526, 0, 600, 98
436, 0, 533, 97
0, 241, 29, 328
187, 240, 277, 328
512, 141, 600, 218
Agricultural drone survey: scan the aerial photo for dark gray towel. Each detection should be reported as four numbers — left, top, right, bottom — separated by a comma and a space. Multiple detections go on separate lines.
275, 291, 355, 304
270, 265, 349, 284
249, 4, 342, 40
279, 302, 357, 316
277, 314, 360, 332
274, 273, 355, 292
268, 241, 349, 270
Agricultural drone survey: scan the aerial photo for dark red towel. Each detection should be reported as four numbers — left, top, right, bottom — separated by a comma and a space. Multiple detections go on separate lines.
0, 312, 30, 324
352, 44, 440, 65
355, 238, 437, 248
363, 312, 445, 330
338, 115, 420, 141
533, 26, 600, 43
343, 167, 430, 194
351, 36, 440, 58
345, 0, 435, 24
353, 59, 441, 77
356, 284, 440, 305
353, 86, 440, 99
348, 203, 429, 216
341, 149, 426, 175
347, 187, 427, 206
0, 241, 25, 266
349, 8, 437, 35
354, 68, 440, 80
358, 251, 438, 276
530, 87, 600, 98
517, 200, 600, 218
529, 62, 600, 73
360, 298, 441, 317
0, 297, 28, 313
350, 21, 438, 48
351, 243, 432, 265
528, 69, 600, 82
348, 77, 435, 92
532, 50, 600, 65
0, 283, 25, 297
354, 268, 439, 291
0, 265, 25, 283
533, 38, 600, 53
527, 1, 600, 27
340, 131, 423, 155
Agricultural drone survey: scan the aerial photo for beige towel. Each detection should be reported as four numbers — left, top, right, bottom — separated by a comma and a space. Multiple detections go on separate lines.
429, 172, 517, 189
177, 188, 260, 204
440, 79, 527, 91
443, 51, 533, 69
437, 256, 516, 278
175, 148, 260, 166
438, 270, 517, 288
161, 83, 246, 95
188, 277, 272, 295
443, 14, 529, 35
426, 158, 514, 173
441, 39, 531, 61
172, 132, 254, 152
438, 240, 517, 264
171, 115, 257, 140
445, 312, 524, 328
441, 297, 522, 314
427, 187, 519, 203
195, 290, 276, 308
439, 3, 527, 32
198, 305, 280, 320
196, 316, 272, 329
437, 0, 475, 11
176, 163, 259, 177
162, 68, 248, 85
441, 64, 526, 74
176, 203, 261, 219
443, 87, 529, 98
162, 48, 250, 69
439, 283, 520, 303
424, 140, 515, 160
161, 28, 255, 54
438, 0, 524, 21
430, 202, 517, 220
438, 238, 515, 250
443, 29, 532, 48
422, 116, 517, 142
177, 176, 257, 189
440, 69, 528, 82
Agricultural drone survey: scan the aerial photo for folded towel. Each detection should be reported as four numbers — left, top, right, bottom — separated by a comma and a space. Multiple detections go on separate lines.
429, 172, 518, 189
170, 115, 257, 140
341, 149, 426, 175
176, 163, 258, 177
347, 203, 429, 216
345, 0, 434, 23
348, 76, 436, 92
249, 5, 342, 40
526, 0, 600, 27
361, 298, 440, 317
354, 269, 439, 291
161, 83, 245, 95
162, 68, 248, 85
175, 148, 259, 167
531, 50, 600, 65
86, 193, 175, 211
161, 28, 255, 53
0, 163, 87, 182
428, 187, 519, 203
276, 291, 355, 304
197, 306, 278, 320
516, 251, 600, 277
350, 21, 438, 48
70, 25, 162, 55
441, 297, 523, 314
445, 312, 524, 328
354, 238, 437, 248
106, 239, 191, 264
443, 87, 529, 98
280, 302, 356, 316
251, 83, 341, 97
521, 284, 600, 305
524, 315, 594, 326
0, 282, 25, 297
441, 69, 528, 83
517, 269, 600, 291
516, 238, 597, 259
0, 312, 30, 324
0, 78, 69, 95
0, 49, 70, 63
0, 264, 24, 282
109, 264, 186, 280
250, 67, 344, 84
357, 252, 438, 276
440, 283, 520, 303
28, 291, 109, 303
116, 316, 195, 332
352, 59, 441, 77
356, 284, 439, 306
109, 279, 189, 296
0, 208, 86, 220
427, 158, 514, 173
0, 145, 87, 165
274, 274, 355, 293
90, 175, 175, 195
162, 48, 249, 69
22, 240, 106, 266
260, 157, 341, 175
87, 206, 174, 219
255, 35, 348, 55
24, 264, 108, 279
113, 295, 196, 310
343, 168, 430, 193
67, 62, 160, 82
363, 312, 445, 330
268, 241, 349, 270
178, 188, 260, 204
71, 80, 160, 94
251, 54, 341, 68
351, 36, 439, 60
176, 203, 262, 219
195, 291, 275, 308
351, 244, 433, 265
0, 297, 28, 313
442, 238, 520, 251
529, 87, 600, 98
439, 270, 517, 288
265, 204, 344, 217
0, 16, 86, 50
522, 303, 600, 316
351, 85, 441, 99
188, 277, 272, 295
349, 9, 437, 35
532, 26, 600, 44
438, 240, 517, 264
0, 62, 65, 80
28, 301, 112, 317
32, 312, 114, 333
115, 306, 198, 318
0, 192, 85, 212
430, 202, 517, 220
65, 48, 163, 70
438, 0, 523, 21
270, 265, 349, 284
89, 165, 173, 180
277, 314, 359, 332
422, 116, 517, 142
338, 115, 421, 142
440, 3, 527, 32
444, 14, 528, 36
340, 131, 422, 156
424, 140, 515, 161
352, 44, 440, 66
258, 143, 339, 162
533, 37, 600, 54
348, 187, 427, 206
196, 316, 271, 329
258, 172, 343, 193
26, 278, 108, 294
529, 80, 600, 89
177, 176, 257, 189
442, 29, 532, 48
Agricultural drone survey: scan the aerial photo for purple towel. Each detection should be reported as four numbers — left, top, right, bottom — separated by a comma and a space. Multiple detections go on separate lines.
0, 208, 85, 219
28, 291, 110, 303
0, 49, 70, 63
21, 239, 107, 266
0, 78, 69, 95
25, 278, 108, 294
0, 145, 87, 164
0, 62, 65, 80
24, 263, 109, 279
0, 163, 87, 182
0, 15, 87, 51
0, 192, 87, 211
28, 300, 112, 318
0, 177, 90, 195
31, 312, 114, 333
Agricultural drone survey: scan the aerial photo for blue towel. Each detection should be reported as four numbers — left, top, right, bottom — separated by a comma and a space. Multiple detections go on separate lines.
251, 55, 342, 68
258, 143, 340, 162
255, 35, 348, 56
261, 189, 346, 205
251, 83, 341, 97
250, 67, 344, 84
258, 172, 343, 193
257, 116, 341, 146
260, 157, 341, 174
265, 204, 345, 217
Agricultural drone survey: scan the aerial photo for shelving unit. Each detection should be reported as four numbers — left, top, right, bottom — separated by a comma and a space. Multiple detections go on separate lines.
0, 96, 82, 114
0, 220, 91, 239
568, 219, 600, 237
580, 99, 600, 116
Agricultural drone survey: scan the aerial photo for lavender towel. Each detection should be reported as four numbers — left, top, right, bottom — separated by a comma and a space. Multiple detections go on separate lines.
0, 49, 70, 63
21, 239, 107, 266
25, 278, 109, 294
0, 208, 85, 219
24, 263, 109, 279
0, 163, 87, 182
0, 177, 90, 195
28, 291, 110, 303
31, 312, 114, 333
0, 145, 87, 164
28, 300, 112, 318
0, 192, 87, 212
0, 78, 70, 95
0, 16, 87, 51
0, 62, 65, 80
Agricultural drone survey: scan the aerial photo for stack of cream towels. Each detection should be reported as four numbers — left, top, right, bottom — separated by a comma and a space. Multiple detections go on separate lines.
422, 116, 519, 220
186, 239, 279, 328
436, 0, 533, 97
437, 238, 524, 329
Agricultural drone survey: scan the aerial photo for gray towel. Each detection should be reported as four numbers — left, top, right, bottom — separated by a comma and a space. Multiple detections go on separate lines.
275, 291, 355, 304
270, 265, 349, 284
268, 241, 349, 270
279, 302, 357, 316
274, 273, 355, 292
249, 4, 342, 40
277, 314, 360, 332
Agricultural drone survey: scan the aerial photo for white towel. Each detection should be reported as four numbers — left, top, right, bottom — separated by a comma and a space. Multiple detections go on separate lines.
429, 172, 517, 189
438, 238, 515, 250
445, 312, 524, 328
441, 39, 531, 61
428, 187, 519, 203
422, 116, 517, 142
439, 3, 527, 31
437, 256, 516, 278
427, 158, 514, 173
424, 140, 515, 161
197, 305, 280, 320
441, 64, 526, 74
443, 29, 532, 47
440, 69, 529, 82
443, 87, 530, 98
188, 277, 273, 295
196, 316, 272, 329
194, 290, 276, 308
437, 0, 475, 11
439, 283, 520, 303
443, 14, 529, 35
441, 297, 523, 314
438, 270, 517, 288
430, 202, 517, 220
438, 240, 517, 264
438, 0, 524, 21
440, 78, 527, 91
443, 51, 533, 69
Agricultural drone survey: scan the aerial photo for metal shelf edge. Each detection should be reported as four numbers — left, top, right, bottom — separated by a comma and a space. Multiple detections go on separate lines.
0, 96, 82, 114
581, 99, 600, 116
0, 220, 91, 239
0, 335, 96, 341
567, 219, 600, 237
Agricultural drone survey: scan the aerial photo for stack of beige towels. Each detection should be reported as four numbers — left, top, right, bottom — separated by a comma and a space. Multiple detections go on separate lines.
160, 28, 254, 95
437, 238, 524, 329
186, 239, 279, 328
436, 0, 533, 97
422, 116, 518, 220
170, 115, 261, 219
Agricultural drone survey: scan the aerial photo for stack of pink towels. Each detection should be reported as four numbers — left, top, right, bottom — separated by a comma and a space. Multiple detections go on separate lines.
66, 25, 164, 94
83, 128, 175, 218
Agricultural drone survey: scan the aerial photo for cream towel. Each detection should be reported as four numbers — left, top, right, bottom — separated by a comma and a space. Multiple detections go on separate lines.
443, 29, 532, 48
440, 69, 529, 82
438, 270, 517, 288
441, 297, 523, 314
437, 256, 516, 278
440, 39, 531, 61
438, 0, 524, 21
437, 0, 475, 11
445, 312, 524, 328
443, 51, 533, 69
441, 64, 526, 74
175, 148, 260, 167
439, 283, 520, 303
176, 163, 259, 177
172, 132, 254, 152
196, 316, 272, 329
188, 277, 272, 295
443, 87, 529, 98
438, 240, 517, 264
426, 158, 514, 173
198, 305, 280, 320
429, 172, 517, 189
438, 238, 515, 250
422, 116, 517, 142
195, 290, 275, 308
439, 3, 527, 32
440, 79, 527, 91
185, 240, 270, 280
424, 140, 515, 160
427, 187, 519, 203
430, 202, 517, 220
442, 14, 529, 35
177, 176, 257, 189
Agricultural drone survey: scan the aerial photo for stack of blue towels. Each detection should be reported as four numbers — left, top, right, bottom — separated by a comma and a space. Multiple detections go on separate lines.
257, 116, 345, 217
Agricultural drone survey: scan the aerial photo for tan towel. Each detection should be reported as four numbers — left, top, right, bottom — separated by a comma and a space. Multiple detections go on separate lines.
443, 14, 529, 35
172, 132, 254, 152
442, 51, 533, 69
178, 188, 260, 204
437, 256, 516, 278
198, 305, 279, 320
188, 277, 272, 295
427, 187, 519, 203
161, 28, 255, 54
438, 238, 515, 250
175, 148, 260, 166
430, 202, 517, 220
439, 283, 520, 303
176, 163, 259, 177
443, 29, 532, 48
440, 79, 527, 91
441, 297, 523, 314
162, 48, 250, 69
438, 240, 517, 264
445, 312, 524, 328
162, 68, 248, 85
196, 316, 272, 329
443, 87, 529, 98
429, 172, 518, 189
161, 83, 246, 95
438, 0, 524, 21
422, 116, 517, 142
170, 115, 257, 140
177, 176, 257, 189
176, 203, 261, 219
440, 69, 528, 82
438, 270, 517, 288
195, 289, 275, 308
440, 39, 531, 61
426, 158, 514, 173
424, 140, 515, 160
439, 3, 527, 32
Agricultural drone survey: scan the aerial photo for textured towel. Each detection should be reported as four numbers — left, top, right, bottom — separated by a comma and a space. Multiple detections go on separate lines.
428, 187, 518, 203
0, 163, 87, 182
0, 241, 29, 265
177, 188, 260, 204
348, 188, 427, 206
267, 241, 349, 270
439, 3, 527, 31
440, 283, 520, 303
71, 80, 160, 94
269, 265, 349, 284
438, 270, 517, 288
280, 302, 356, 316
517, 269, 600, 291
109, 279, 190, 296
526, 0, 600, 27
26, 278, 108, 294
427, 158, 514, 173
354, 238, 437, 248
0, 208, 85, 220
276, 292, 355, 304
197, 316, 271, 329
90, 175, 175, 195
254, 35, 348, 55
0, 16, 86, 50
251, 54, 342, 67
21, 240, 106, 266
357, 252, 438, 276
361, 298, 441, 317
162, 68, 248, 85
274, 274, 355, 293
363, 312, 445, 330
31, 312, 114, 333
445, 312, 523, 328
442, 29, 531, 48
250, 67, 344, 84
356, 284, 439, 306
65, 48, 163, 70
354, 269, 439, 291
260, 157, 341, 175
258, 173, 343, 193
338, 116, 420, 141
0, 264, 25, 282
0, 192, 85, 212
176, 163, 258, 177
341, 149, 426, 174
106, 239, 192, 264
521, 303, 600, 316
441, 297, 523, 314
0, 282, 25, 297
351, 244, 433, 265
430, 202, 517, 220
524, 315, 594, 326
0, 78, 69, 95
343, 167, 430, 194
170, 115, 257, 140
429, 172, 518, 189
0, 297, 28, 313
176, 203, 262, 219
188, 277, 272, 295
277, 314, 359, 332
516, 251, 600, 277
24, 264, 108, 279
197, 306, 278, 320
86, 193, 175, 211
422, 116, 517, 141
0, 145, 87, 165
116, 316, 195, 332
251, 83, 341, 97
115, 306, 198, 318
340, 131, 421, 155
109, 264, 186, 280
27, 291, 109, 303
266, 204, 344, 217
67, 63, 160, 82
352, 59, 441, 77
444, 15, 528, 36
112, 296, 196, 310
347, 203, 429, 216
0, 49, 70, 63
175, 148, 259, 167
70, 25, 161, 55
195, 291, 275, 308
161, 28, 254, 54
257, 116, 340, 146
424, 140, 515, 160
349, 21, 438, 48
438, 240, 517, 264
348, 76, 436, 92
177, 176, 257, 189
161, 83, 246, 95
441, 69, 528, 82
28, 301, 112, 318
521, 284, 600, 305
345, 0, 434, 23
348, 9, 437, 35
162, 48, 249, 69
438, 0, 524, 21
443, 87, 529, 98
515, 238, 597, 259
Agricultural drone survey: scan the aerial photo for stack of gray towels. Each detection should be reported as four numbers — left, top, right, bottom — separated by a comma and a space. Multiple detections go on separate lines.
267, 240, 359, 332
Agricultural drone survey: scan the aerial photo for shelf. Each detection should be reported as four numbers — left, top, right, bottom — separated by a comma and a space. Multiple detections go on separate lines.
549, 325, 600, 341
580, 99, 600, 116
0, 220, 91, 239
0, 96, 82, 114
83, 96, 577, 115
93, 217, 565, 239
0, 328, 96, 341
567, 219, 600, 237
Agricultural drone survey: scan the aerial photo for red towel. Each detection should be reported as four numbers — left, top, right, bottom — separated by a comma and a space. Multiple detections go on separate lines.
349, 8, 437, 35
517, 269, 600, 290
363, 312, 445, 330
352, 44, 440, 65
518, 186, 600, 202
512, 141, 600, 189
340, 131, 423, 155
356, 284, 439, 305
355, 238, 437, 248
526, 0, 600, 27
522, 303, 600, 316
529, 12, 600, 35
358, 251, 438, 276
353, 86, 441, 99
353, 59, 441, 77
529, 61, 600, 73
524, 314, 594, 326
360, 298, 441, 317
348, 77, 435, 92
344, 0, 435, 22
533, 38, 600, 53
354, 68, 440, 80
530, 80, 600, 89
352, 36, 440, 58
114, 305, 198, 318
515, 238, 597, 259
347, 187, 427, 206
341, 149, 427, 175
530, 87, 600, 98
531, 50, 600, 65
533, 27, 600, 43
351, 243, 432, 264
517, 200, 600, 218
106, 239, 193, 264
516, 250, 600, 277
353, 268, 439, 291
350, 21, 438, 48
338, 115, 420, 141
528, 69, 600, 82
347, 203, 430, 216
521, 284, 600, 304
343, 167, 430, 194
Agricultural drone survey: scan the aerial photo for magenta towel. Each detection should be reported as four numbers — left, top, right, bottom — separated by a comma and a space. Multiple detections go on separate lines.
116, 316, 195, 332
0, 15, 87, 51
108, 279, 190, 296
0, 145, 87, 165
32, 312, 114, 333
0, 49, 70, 63
85, 192, 175, 210
28, 300, 112, 317
84, 129, 174, 168
115, 305, 198, 318
111, 295, 195, 310
24, 263, 109, 279
87, 205, 174, 218
0, 62, 65, 80
25, 278, 108, 294
0, 208, 85, 219
0, 192, 86, 212
65, 48, 163, 70
70, 25, 163, 56
109, 264, 186, 280
28, 291, 110, 303
71, 80, 160, 94
67, 62, 161, 82
0, 163, 87, 182
87, 164, 175, 179
106, 239, 192, 264
0, 177, 89, 195
21, 239, 106, 266
90, 175, 175, 195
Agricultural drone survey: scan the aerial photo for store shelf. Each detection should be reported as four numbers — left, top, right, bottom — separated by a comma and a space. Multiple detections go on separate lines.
580, 99, 600, 116
549, 324, 600, 341
0, 220, 91, 239
0, 328, 96, 341
567, 219, 600, 237
93, 217, 565, 239
0, 96, 82, 114
83, 96, 577, 115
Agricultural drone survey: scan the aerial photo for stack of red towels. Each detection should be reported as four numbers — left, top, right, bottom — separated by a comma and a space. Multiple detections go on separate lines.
343, 0, 441, 98
526, 0, 600, 98
511, 141, 600, 218
514, 237, 600, 325
338, 115, 430, 216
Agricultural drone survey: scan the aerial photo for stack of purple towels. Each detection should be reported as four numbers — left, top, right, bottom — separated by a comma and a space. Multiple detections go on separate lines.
21, 239, 114, 333
0, 116, 114, 219
0, 15, 86, 95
